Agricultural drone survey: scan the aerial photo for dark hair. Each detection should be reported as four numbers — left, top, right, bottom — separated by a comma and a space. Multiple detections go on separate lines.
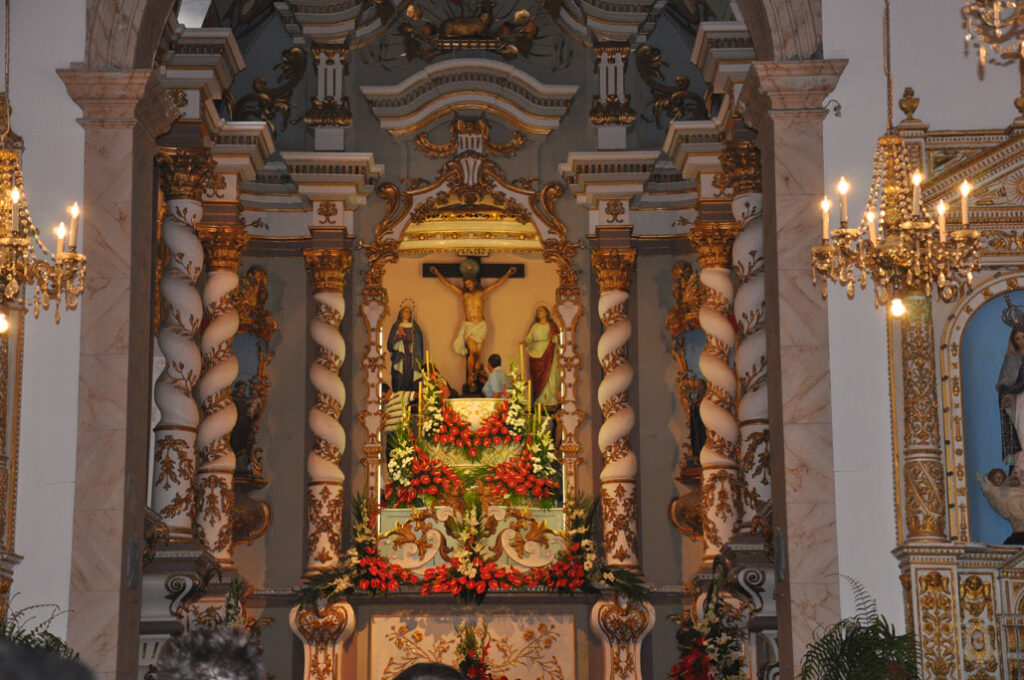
488, 354, 501, 368
152, 627, 263, 680
1013, 328, 1024, 351
0, 640, 94, 680
393, 662, 467, 680
381, 383, 392, 393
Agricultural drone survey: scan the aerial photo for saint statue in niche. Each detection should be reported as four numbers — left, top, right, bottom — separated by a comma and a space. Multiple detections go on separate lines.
430, 262, 516, 392
523, 304, 560, 407
388, 303, 425, 393
998, 297, 1024, 477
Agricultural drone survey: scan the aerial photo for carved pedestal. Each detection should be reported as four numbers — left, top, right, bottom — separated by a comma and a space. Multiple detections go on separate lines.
590, 595, 655, 680
290, 601, 356, 680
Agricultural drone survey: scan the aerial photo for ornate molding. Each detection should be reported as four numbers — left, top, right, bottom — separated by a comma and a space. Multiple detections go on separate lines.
360, 59, 577, 138
591, 248, 636, 293
415, 116, 525, 159
157, 148, 216, 201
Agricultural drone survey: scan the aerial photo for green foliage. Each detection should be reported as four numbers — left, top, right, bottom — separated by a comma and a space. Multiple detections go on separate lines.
800, 578, 918, 680
0, 602, 77, 660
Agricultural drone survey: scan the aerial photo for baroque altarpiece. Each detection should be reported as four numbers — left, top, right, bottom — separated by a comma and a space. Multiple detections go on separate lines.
33, 0, 1024, 679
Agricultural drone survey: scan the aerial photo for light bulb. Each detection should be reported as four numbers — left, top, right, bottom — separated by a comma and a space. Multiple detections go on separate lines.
960, 180, 972, 197
865, 210, 876, 223
0, 313, 10, 334
837, 177, 850, 195
890, 298, 906, 318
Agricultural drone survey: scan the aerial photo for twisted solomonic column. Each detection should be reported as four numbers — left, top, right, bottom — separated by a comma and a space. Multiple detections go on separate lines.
590, 248, 639, 572
152, 149, 214, 541
303, 249, 352, 575
721, 141, 771, 537
687, 222, 741, 561
195, 223, 250, 564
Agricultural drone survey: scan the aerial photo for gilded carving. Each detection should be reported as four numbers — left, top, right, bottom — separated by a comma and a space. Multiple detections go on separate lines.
305, 96, 353, 127
718, 140, 761, 196
157, 148, 215, 201
687, 222, 740, 269
590, 595, 655, 680
635, 45, 708, 127
918, 571, 957, 680
197, 225, 249, 272
231, 46, 307, 136
307, 486, 344, 564
959, 575, 999, 677
589, 95, 637, 126
304, 249, 353, 295
292, 603, 355, 680
317, 201, 338, 225
604, 199, 625, 224
591, 248, 636, 293
415, 117, 525, 158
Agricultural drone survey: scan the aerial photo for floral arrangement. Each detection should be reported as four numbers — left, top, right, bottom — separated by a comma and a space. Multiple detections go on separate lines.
383, 367, 560, 510
668, 568, 746, 680
299, 494, 649, 605
456, 624, 507, 680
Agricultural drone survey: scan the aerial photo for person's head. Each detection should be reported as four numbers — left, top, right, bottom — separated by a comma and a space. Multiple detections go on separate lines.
0, 640, 94, 680
400, 306, 413, 322
463, 278, 478, 292
488, 354, 501, 370
393, 662, 467, 680
535, 305, 550, 323
152, 627, 264, 680
989, 468, 1007, 486
381, 383, 392, 400
1012, 328, 1024, 352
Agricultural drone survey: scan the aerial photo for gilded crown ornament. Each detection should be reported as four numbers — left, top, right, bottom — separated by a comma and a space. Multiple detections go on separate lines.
813, 0, 981, 317
0, 0, 84, 329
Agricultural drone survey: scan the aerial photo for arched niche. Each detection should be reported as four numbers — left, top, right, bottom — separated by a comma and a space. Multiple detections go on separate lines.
940, 270, 1024, 543
357, 148, 584, 511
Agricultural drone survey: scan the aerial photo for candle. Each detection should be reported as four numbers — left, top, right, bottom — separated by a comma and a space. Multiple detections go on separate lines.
55, 222, 67, 256
9, 186, 19, 236
820, 197, 832, 241
837, 177, 850, 225
865, 210, 877, 245
960, 180, 971, 227
911, 170, 923, 215
67, 202, 80, 251
936, 200, 947, 242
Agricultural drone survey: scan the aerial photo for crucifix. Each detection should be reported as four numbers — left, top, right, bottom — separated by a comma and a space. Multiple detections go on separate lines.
424, 259, 524, 393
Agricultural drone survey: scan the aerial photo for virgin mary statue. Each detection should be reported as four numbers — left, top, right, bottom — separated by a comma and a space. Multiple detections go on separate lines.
524, 305, 560, 407
388, 305, 424, 393
998, 297, 1024, 471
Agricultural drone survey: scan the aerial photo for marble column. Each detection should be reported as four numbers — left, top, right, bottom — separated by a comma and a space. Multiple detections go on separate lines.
687, 222, 741, 561
899, 296, 947, 542
590, 247, 640, 572
152, 148, 214, 541
59, 68, 178, 679
303, 249, 352, 575
722, 140, 771, 535
195, 223, 249, 565
738, 59, 846, 674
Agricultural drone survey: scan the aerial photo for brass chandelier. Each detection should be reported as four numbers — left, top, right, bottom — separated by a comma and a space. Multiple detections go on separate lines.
0, 0, 84, 331
812, 0, 981, 317
963, 0, 1024, 65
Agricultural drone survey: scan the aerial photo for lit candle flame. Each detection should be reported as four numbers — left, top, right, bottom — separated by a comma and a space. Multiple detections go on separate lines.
820, 197, 832, 212
69, 202, 79, 218
10, 187, 20, 204
960, 180, 972, 197
837, 177, 850, 195
55, 222, 67, 239
890, 298, 906, 318
937, 200, 947, 215
911, 170, 923, 186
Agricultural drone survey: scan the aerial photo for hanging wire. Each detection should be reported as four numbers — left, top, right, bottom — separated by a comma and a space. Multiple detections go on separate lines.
883, 0, 895, 132
2, 0, 10, 144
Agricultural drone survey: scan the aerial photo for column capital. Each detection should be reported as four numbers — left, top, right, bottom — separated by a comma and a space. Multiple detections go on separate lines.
687, 222, 740, 269
58, 68, 179, 138
719, 140, 761, 196
158, 148, 216, 201
304, 248, 353, 294
738, 59, 847, 132
590, 247, 636, 293
197, 224, 249, 272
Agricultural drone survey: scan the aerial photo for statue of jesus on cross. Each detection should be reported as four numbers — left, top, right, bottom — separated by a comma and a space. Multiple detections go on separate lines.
430, 264, 516, 392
